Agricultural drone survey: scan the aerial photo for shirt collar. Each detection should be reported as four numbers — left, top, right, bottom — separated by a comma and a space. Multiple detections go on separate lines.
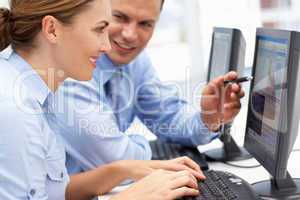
0, 46, 13, 59
93, 54, 125, 86
8, 51, 52, 106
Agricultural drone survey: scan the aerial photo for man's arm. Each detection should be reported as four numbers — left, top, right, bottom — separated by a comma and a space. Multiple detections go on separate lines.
50, 80, 151, 171
134, 54, 244, 147
133, 53, 219, 147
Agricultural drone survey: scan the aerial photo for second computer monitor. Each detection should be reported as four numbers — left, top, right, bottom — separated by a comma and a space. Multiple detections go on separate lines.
204, 27, 250, 162
207, 27, 246, 82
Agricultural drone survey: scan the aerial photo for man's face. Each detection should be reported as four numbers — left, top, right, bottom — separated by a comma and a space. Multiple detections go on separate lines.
108, 0, 161, 65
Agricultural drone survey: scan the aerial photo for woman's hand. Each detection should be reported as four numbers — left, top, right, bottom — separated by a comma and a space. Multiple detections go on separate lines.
111, 169, 200, 200
117, 156, 206, 181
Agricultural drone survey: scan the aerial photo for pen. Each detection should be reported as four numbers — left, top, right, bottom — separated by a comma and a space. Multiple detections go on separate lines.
224, 76, 253, 84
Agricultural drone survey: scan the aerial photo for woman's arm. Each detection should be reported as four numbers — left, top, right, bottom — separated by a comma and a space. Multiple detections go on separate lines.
67, 167, 200, 200
65, 161, 128, 200
65, 157, 205, 200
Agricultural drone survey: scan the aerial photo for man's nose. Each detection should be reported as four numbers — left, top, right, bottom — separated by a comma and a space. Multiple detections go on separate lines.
122, 23, 138, 42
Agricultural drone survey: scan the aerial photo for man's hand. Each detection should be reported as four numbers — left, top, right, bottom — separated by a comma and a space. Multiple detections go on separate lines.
200, 71, 245, 132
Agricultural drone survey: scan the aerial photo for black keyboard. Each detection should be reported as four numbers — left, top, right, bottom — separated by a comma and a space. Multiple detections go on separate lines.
183, 170, 261, 200
150, 140, 209, 170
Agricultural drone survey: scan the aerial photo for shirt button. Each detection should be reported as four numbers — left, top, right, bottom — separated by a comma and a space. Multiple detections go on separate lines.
30, 189, 36, 196
60, 172, 64, 178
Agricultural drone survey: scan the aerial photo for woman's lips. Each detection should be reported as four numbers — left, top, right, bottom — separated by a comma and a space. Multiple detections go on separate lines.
89, 57, 97, 67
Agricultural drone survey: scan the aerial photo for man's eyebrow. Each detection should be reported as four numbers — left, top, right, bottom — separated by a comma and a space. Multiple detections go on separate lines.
112, 10, 128, 18
141, 19, 156, 23
113, 10, 156, 22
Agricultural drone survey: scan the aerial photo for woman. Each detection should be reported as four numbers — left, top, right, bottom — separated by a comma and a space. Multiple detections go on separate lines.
0, 1, 203, 199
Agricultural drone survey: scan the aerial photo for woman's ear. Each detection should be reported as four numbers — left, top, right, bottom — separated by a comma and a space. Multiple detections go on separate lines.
41, 15, 61, 44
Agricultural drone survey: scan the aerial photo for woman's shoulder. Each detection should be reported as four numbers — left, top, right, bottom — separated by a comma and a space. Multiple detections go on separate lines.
0, 54, 21, 88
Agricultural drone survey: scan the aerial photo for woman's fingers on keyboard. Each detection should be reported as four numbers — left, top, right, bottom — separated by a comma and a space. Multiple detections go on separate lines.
178, 156, 205, 178
171, 187, 199, 199
175, 156, 201, 171
170, 170, 199, 190
167, 163, 205, 180
166, 157, 206, 180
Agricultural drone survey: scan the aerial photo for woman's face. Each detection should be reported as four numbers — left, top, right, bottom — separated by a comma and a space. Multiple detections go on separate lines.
54, 0, 111, 81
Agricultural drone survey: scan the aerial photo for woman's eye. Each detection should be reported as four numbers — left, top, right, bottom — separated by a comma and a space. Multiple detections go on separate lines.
95, 27, 105, 33
93, 22, 109, 34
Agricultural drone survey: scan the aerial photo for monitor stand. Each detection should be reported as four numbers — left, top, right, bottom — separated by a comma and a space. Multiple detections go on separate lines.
252, 172, 300, 200
204, 124, 252, 162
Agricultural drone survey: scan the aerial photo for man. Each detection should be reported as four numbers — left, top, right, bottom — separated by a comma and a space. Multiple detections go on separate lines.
48, 0, 244, 174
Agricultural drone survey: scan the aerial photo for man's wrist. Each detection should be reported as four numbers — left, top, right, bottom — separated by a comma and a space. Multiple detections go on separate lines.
207, 123, 221, 132
200, 113, 221, 132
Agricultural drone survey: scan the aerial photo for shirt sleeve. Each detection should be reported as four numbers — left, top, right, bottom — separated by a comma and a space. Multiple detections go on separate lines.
49, 80, 152, 172
134, 53, 219, 147
0, 100, 48, 200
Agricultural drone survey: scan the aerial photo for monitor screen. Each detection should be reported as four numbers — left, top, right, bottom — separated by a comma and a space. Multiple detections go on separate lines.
209, 32, 232, 80
247, 35, 289, 160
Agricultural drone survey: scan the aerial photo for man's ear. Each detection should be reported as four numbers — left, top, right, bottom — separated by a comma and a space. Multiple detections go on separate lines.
41, 15, 61, 44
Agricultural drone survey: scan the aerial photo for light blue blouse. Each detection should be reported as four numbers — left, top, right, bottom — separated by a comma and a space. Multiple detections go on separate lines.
0, 50, 69, 200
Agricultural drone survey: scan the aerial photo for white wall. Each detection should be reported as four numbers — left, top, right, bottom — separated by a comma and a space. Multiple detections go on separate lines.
197, 0, 262, 68
0, 0, 8, 7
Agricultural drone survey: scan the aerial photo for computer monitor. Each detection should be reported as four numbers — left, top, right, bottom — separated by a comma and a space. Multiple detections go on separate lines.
204, 27, 252, 162
244, 28, 300, 199
207, 27, 245, 81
